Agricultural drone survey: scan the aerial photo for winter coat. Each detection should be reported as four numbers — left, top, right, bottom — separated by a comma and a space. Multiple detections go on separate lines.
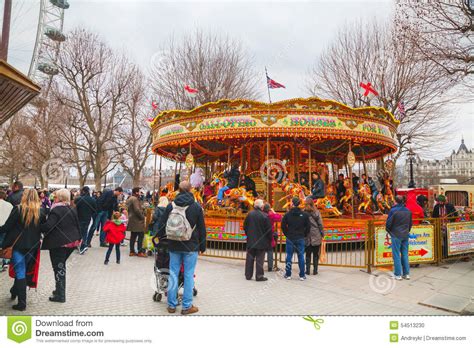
432, 203, 458, 222
151, 206, 166, 236
243, 208, 272, 250
336, 180, 346, 199
41, 205, 81, 249
0, 206, 46, 251
158, 191, 206, 253
6, 190, 23, 206
281, 207, 310, 241
312, 179, 325, 198
97, 190, 118, 218
224, 168, 240, 188
126, 195, 145, 232
74, 194, 97, 223
305, 210, 324, 246
386, 204, 413, 240
103, 221, 126, 244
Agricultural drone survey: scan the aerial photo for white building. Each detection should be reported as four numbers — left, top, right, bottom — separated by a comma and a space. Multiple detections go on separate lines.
403, 139, 474, 187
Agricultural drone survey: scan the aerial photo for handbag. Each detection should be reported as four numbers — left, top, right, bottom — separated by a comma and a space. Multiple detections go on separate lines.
0, 234, 22, 259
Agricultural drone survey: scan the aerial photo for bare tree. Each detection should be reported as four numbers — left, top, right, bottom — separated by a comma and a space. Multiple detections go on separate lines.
396, 0, 473, 91
117, 66, 153, 187
0, 116, 31, 184
307, 20, 456, 165
150, 30, 259, 110
54, 28, 132, 190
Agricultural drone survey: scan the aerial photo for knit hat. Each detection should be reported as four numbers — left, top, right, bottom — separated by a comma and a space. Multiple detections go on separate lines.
437, 195, 446, 202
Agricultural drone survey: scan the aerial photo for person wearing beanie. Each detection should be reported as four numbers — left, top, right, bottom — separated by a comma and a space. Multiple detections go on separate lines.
281, 196, 310, 280
103, 211, 127, 265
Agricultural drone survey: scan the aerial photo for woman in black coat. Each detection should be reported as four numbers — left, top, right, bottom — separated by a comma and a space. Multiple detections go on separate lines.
0, 188, 45, 311
41, 189, 81, 303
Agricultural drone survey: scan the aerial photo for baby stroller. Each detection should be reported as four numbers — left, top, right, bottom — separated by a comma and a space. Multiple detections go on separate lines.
152, 241, 198, 302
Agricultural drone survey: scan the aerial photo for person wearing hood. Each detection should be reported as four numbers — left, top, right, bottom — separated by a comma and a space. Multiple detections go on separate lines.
217, 163, 240, 204
281, 197, 310, 281
103, 211, 127, 265
157, 181, 206, 315
190, 168, 205, 189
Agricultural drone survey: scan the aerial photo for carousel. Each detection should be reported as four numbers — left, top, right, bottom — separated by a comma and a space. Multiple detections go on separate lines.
150, 97, 398, 241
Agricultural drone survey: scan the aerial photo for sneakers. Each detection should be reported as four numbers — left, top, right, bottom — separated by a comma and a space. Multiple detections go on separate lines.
104, 260, 109, 265
256, 277, 268, 282
181, 305, 199, 315
79, 247, 88, 255
394, 275, 402, 281
116, 260, 120, 264
120, 241, 128, 246
167, 307, 176, 314
284, 275, 291, 280
100, 243, 108, 248
402, 275, 410, 280
299, 276, 307, 281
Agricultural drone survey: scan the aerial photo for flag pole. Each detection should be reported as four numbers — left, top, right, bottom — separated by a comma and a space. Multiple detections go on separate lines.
265, 66, 272, 103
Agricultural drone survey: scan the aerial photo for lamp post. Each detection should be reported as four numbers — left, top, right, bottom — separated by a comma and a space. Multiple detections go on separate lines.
408, 148, 416, 188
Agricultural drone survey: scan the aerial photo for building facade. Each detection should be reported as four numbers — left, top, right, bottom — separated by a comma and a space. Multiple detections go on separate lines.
403, 139, 474, 187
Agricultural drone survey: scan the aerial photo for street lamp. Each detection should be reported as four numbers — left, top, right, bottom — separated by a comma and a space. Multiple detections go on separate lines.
408, 148, 416, 188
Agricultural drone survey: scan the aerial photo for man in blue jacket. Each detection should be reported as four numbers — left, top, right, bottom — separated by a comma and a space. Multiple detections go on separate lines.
386, 196, 413, 280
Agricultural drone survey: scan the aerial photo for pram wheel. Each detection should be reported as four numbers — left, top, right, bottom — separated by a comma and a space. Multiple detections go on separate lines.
153, 292, 162, 302
193, 288, 198, 297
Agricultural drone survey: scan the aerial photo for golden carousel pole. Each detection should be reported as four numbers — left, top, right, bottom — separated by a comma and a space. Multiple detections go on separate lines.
348, 142, 355, 219
266, 137, 270, 202
308, 139, 312, 191
294, 138, 299, 183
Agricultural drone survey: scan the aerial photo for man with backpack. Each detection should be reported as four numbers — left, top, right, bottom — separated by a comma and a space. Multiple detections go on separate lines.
158, 181, 206, 315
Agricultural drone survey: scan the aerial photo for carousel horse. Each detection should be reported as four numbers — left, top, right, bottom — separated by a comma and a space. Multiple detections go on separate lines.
358, 184, 373, 214
383, 178, 395, 208
326, 184, 338, 207
315, 197, 342, 216
339, 178, 354, 215
376, 193, 391, 214
279, 179, 309, 210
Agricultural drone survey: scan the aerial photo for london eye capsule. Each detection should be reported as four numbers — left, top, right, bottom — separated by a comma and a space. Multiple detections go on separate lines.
38, 63, 59, 76
45, 27, 66, 42
50, 0, 70, 10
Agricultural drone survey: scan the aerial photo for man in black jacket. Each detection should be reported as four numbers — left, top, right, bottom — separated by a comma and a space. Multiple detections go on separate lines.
281, 197, 310, 280
243, 199, 272, 281
158, 181, 206, 315
386, 196, 413, 280
6, 181, 24, 206
311, 173, 325, 199
432, 195, 458, 258
87, 187, 123, 247
75, 186, 97, 254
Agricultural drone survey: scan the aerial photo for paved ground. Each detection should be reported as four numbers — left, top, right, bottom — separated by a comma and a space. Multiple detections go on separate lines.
1, 235, 473, 316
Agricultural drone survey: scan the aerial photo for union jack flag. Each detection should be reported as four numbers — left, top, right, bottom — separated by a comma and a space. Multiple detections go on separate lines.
397, 101, 406, 117
267, 75, 285, 89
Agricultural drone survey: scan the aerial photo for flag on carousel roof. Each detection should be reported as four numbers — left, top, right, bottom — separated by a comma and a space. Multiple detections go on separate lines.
397, 101, 406, 118
359, 81, 378, 97
184, 84, 199, 94
267, 75, 285, 89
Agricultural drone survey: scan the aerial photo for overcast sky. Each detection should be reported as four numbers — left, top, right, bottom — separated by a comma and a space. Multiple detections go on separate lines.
6, 0, 473, 160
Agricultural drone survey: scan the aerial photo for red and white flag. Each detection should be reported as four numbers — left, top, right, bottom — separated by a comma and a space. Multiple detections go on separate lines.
359, 82, 378, 97
184, 85, 199, 94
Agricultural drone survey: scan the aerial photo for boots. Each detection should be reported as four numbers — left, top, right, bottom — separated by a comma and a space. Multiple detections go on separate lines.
10, 279, 18, 300
12, 278, 26, 311
305, 260, 311, 276
49, 271, 66, 303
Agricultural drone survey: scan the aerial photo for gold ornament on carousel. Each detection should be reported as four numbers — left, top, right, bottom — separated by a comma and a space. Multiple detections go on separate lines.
185, 153, 194, 169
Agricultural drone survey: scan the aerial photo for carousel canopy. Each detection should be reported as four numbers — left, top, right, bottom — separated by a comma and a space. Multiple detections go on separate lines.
150, 97, 399, 163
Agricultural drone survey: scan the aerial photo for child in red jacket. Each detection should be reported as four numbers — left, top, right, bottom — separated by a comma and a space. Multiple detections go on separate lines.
103, 211, 126, 265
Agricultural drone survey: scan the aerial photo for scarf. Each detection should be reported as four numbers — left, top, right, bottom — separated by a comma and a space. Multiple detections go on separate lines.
51, 201, 69, 210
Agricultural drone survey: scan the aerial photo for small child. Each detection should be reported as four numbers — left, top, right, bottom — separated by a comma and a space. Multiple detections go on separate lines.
103, 211, 126, 265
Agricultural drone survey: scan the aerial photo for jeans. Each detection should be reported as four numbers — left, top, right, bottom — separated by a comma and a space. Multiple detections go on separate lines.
391, 236, 409, 277
87, 211, 108, 245
168, 251, 198, 310
79, 219, 91, 249
217, 186, 229, 200
285, 238, 306, 278
105, 243, 120, 262
12, 250, 34, 280
130, 232, 144, 253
